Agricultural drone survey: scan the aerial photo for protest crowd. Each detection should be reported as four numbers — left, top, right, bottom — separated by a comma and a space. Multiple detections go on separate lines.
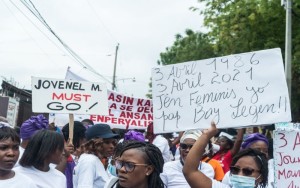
0, 114, 275, 188
0, 49, 294, 188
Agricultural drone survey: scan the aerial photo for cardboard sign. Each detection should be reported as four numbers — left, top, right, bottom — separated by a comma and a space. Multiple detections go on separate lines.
32, 77, 108, 115
90, 90, 152, 129
49, 90, 153, 129
152, 48, 291, 133
274, 129, 300, 188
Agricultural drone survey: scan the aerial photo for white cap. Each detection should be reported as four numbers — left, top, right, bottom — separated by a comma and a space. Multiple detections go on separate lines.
219, 132, 234, 140
180, 129, 202, 143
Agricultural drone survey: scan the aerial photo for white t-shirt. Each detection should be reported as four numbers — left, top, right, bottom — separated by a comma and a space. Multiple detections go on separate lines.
0, 171, 38, 187
160, 160, 215, 188
14, 166, 66, 188
73, 153, 109, 188
153, 135, 170, 163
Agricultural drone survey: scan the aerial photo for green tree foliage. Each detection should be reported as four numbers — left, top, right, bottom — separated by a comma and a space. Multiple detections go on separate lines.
158, 29, 215, 65
146, 78, 152, 99
198, 0, 286, 54
198, 0, 300, 120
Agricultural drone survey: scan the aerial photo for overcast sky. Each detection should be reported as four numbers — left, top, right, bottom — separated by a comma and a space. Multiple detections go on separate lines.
0, 0, 206, 98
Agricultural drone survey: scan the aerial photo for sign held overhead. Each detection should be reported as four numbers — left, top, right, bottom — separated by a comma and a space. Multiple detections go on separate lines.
32, 77, 108, 115
152, 48, 291, 133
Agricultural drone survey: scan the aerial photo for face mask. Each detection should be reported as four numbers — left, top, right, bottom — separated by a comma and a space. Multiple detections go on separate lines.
230, 174, 256, 188
107, 163, 117, 177
212, 143, 220, 154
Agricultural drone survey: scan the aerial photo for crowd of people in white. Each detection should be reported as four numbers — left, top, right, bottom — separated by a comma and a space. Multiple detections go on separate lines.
0, 114, 274, 188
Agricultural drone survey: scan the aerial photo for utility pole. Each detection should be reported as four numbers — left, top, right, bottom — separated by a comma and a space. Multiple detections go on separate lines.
112, 43, 119, 90
284, 0, 292, 102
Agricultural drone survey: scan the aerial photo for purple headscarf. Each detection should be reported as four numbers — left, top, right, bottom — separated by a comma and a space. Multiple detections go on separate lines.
124, 130, 145, 142
20, 114, 49, 140
241, 133, 269, 149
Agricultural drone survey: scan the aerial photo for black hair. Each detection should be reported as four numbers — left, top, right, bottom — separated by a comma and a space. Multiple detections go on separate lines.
116, 141, 164, 188
62, 121, 86, 149
13, 126, 20, 136
19, 130, 64, 168
112, 140, 137, 159
231, 148, 268, 188
81, 119, 94, 125
0, 126, 20, 144
268, 138, 273, 159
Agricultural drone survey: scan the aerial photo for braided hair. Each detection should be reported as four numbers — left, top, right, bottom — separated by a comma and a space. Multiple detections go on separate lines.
231, 148, 268, 188
116, 141, 164, 188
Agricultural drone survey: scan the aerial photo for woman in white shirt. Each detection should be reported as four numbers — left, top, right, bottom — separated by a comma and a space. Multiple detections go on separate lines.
183, 122, 269, 188
14, 129, 66, 188
73, 124, 119, 188
0, 125, 38, 187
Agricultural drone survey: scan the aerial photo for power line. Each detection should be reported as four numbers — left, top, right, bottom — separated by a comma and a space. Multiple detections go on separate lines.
6, 0, 68, 57
86, 0, 118, 44
10, 0, 112, 84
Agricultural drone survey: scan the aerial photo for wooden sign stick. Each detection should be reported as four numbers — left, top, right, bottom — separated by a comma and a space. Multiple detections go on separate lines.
69, 114, 74, 145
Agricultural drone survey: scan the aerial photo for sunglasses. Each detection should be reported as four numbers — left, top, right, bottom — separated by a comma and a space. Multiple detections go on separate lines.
180, 143, 193, 150
230, 166, 260, 176
115, 160, 149, 173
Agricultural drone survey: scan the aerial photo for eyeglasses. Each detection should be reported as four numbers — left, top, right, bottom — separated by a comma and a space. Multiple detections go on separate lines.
230, 166, 260, 176
180, 143, 193, 150
115, 159, 149, 173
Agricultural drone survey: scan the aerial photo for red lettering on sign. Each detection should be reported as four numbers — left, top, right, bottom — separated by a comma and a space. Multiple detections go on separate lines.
293, 132, 300, 150
110, 103, 117, 109
52, 93, 91, 102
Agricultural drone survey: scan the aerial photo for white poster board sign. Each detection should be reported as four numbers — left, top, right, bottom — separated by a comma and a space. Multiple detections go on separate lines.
274, 128, 300, 188
90, 90, 152, 129
32, 77, 108, 115
152, 48, 291, 133
49, 90, 152, 129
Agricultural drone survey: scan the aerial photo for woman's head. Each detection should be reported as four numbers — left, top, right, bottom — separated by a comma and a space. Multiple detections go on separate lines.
20, 114, 48, 141
0, 126, 20, 172
215, 135, 234, 151
81, 124, 119, 158
116, 141, 164, 188
20, 130, 64, 168
179, 130, 204, 162
230, 148, 268, 188
62, 121, 86, 150
241, 133, 269, 158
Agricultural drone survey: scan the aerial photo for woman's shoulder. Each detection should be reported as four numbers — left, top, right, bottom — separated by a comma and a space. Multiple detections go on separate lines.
78, 153, 99, 162
0, 171, 38, 187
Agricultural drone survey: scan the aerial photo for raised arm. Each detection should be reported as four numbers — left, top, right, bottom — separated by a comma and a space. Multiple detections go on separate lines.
230, 128, 245, 156
182, 122, 218, 188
